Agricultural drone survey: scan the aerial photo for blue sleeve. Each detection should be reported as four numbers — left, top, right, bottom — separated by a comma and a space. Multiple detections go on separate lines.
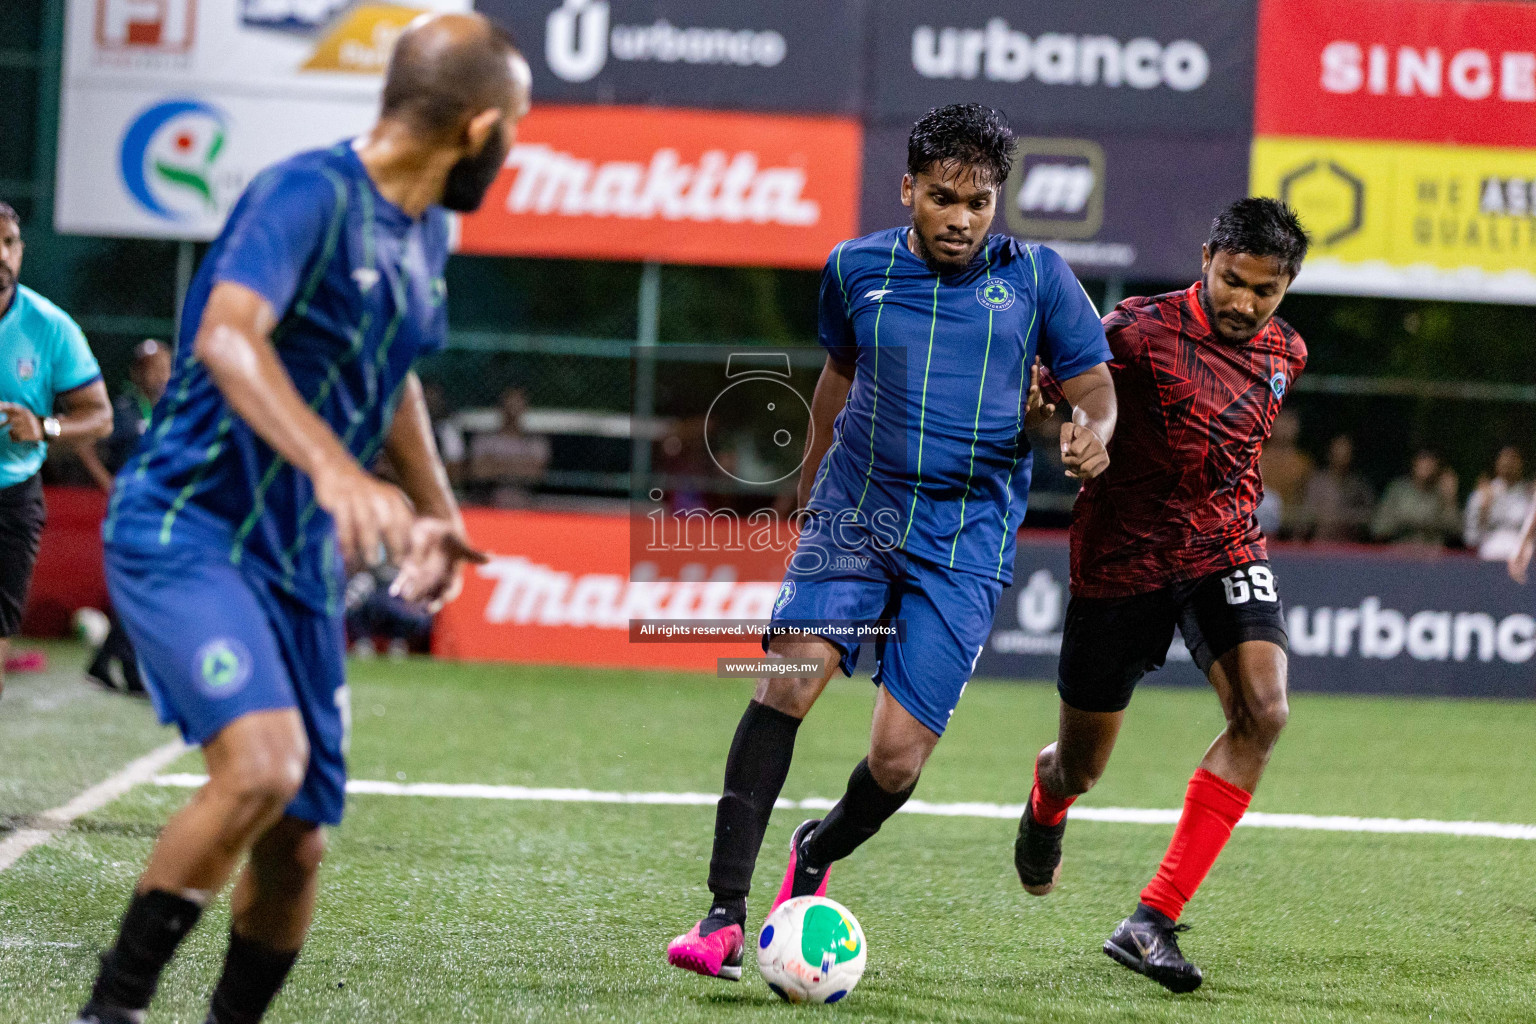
1034, 245, 1111, 381
816, 243, 856, 361
212, 162, 345, 317
50, 310, 102, 394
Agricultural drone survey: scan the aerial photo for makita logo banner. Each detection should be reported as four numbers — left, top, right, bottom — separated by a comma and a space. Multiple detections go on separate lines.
869, 0, 1255, 133
978, 535, 1536, 699
434, 509, 778, 671
502, 145, 820, 226
457, 106, 861, 269
475, 0, 862, 113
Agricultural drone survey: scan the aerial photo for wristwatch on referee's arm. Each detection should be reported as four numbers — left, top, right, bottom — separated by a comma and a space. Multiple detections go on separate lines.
42, 416, 61, 440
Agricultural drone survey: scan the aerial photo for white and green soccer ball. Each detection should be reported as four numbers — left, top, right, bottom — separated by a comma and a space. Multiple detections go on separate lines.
756, 896, 867, 1004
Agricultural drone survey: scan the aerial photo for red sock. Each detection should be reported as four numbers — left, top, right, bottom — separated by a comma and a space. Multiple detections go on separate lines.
1139, 768, 1252, 922
1029, 758, 1076, 827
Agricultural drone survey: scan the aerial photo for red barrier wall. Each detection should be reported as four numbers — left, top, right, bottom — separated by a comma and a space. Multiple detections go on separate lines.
23, 486, 109, 637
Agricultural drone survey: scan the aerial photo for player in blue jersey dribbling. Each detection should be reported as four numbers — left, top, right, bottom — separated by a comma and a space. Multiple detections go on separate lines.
73, 15, 530, 1024
668, 104, 1119, 981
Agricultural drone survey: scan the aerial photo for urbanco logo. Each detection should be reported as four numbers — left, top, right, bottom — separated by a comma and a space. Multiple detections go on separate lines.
545, 0, 788, 84
911, 17, 1209, 92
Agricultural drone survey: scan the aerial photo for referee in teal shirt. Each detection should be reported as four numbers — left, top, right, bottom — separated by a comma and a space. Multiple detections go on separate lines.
0, 202, 111, 695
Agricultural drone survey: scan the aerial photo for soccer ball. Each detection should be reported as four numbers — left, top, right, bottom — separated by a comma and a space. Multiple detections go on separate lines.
756, 896, 867, 1004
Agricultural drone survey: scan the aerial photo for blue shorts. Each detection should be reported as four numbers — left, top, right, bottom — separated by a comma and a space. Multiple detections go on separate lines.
765, 525, 1002, 736
105, 543, 350, 826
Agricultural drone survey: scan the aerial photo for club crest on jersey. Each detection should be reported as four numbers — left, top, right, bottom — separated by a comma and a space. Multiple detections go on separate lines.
976, 279, 1015, 311
15, 357, 35, 381
1269, 372, 1287, 399
194, 637, 253, 697
774, 580, 796, 613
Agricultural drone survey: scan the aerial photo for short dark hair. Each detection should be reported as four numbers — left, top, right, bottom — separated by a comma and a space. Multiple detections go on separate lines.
907, 104, 1016, 188
0, 201, 18, 230
381, 20, 519, 135
1206, 198, 1310, 279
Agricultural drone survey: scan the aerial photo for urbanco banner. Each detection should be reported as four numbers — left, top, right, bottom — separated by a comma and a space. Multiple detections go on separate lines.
981, 534, 1536, 699
868, 0, 1257, 135
475, 0, 864, 113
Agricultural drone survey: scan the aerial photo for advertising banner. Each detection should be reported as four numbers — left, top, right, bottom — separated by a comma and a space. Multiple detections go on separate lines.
455, 105, 863, 269
981, 534, 1536, 699
1256, 0, 1536, 149
474, 0, 863, 114
438, 510, 1536, 700
1252, 0, 1536, 302
861, 126, 1246, 281
57, 0, 469, 239
868, 0, 1257, 135
433, 508, 781, 671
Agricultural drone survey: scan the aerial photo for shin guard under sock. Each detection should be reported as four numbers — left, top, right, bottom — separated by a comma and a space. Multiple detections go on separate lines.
1139, 768, 1252, 922
89, 889, 204, 1012
801, 758, 916, 866
206, 930, 301, 1024
706, 701, 802, 909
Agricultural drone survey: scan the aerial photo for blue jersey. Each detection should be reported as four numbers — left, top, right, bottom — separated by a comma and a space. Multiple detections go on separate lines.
806, 228, 1110, 584
106, 142, 450, 614
0, 285, 102, 487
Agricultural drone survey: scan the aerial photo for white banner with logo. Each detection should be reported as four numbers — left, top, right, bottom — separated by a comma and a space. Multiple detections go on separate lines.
56, 0, 469, 240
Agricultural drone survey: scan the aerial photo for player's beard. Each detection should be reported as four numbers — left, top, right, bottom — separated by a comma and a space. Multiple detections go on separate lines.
1200, 274, 1265, 344
909, 221, 983, 271
440, 123, 509, 213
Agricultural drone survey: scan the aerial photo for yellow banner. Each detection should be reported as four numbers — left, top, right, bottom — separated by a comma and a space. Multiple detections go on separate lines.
1251, 136, 1536, 301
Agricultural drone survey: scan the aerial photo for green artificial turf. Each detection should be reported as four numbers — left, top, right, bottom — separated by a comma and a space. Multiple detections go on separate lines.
4, 647, 1536, 1022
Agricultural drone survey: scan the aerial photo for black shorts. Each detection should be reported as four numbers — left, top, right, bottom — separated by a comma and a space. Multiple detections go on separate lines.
0, 474, 45, 639
1057, 560, 1289, 714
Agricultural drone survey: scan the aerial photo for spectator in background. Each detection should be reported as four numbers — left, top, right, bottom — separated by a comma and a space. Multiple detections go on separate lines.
1298, 434, 1374, 542
1371, 449, 1461, 547
422, 379, 465, 487
1258, 409, 1312, 537
81, 340, 172, 694
79, 338, 171, 491
1464, 445, 1532, 561
467, 386, 550, 507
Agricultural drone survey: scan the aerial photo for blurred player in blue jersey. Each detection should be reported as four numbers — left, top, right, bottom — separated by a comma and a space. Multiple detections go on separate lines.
668, 104, 1118, 981
74, 15, 530, 1024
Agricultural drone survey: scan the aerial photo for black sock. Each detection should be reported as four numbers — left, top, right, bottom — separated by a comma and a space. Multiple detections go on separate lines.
705, 701, 801, 915
802, 759, 916, 866
698, 898, 748, 937
1131, 903, 1176, 929
88, 889, 203, 1012
206, 930, 301, 1024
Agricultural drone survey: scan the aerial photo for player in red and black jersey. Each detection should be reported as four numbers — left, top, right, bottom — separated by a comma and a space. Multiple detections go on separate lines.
1017, 199, 1311, 993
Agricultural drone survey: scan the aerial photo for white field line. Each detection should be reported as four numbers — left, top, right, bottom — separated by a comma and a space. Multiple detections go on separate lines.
151, 773, 1536, 842
0, 740, 189, 872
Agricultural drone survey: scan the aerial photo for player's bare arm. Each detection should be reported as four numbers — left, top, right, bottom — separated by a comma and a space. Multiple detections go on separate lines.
382, 372, 488, 610
1057, 364, 1115, 480
794, 352, 855, 511
0, 378, 111, 444
193, 281, 413, 568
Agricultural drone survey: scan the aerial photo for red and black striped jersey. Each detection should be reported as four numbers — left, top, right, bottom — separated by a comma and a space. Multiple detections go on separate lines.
1068, 282, 1307, 598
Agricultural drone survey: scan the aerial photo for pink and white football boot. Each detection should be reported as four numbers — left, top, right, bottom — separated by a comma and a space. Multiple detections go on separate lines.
666, 919, 745, 981
773, 819, 831, 910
